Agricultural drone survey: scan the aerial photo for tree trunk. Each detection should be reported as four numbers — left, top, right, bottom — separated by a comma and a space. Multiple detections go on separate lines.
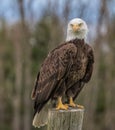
47, 108, 84, 130
12, 29, 22, 130
23, 42, 31, 130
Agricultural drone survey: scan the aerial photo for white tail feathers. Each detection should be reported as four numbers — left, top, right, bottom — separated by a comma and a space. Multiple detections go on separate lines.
32, 105, 49, 128
32, 113, 46, 128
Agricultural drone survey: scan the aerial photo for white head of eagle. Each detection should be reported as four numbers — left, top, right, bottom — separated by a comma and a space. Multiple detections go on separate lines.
66, 18, 88, 41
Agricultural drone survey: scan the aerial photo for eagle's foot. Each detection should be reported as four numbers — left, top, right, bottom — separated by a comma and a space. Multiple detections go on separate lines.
76, 104, 84, 109
69, 102, 76, 107
56, 104, 68, 110
56, 97, 68, 110
69, 97, 76, 107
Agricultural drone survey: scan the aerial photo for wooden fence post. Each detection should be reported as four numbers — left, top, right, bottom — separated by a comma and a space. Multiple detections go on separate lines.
47, 108, 84, 130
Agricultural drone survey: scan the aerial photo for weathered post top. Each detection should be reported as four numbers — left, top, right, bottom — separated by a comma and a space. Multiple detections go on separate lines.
47, 108, 84, 130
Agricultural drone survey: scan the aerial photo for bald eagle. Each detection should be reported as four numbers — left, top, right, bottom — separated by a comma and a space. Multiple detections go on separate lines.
31, 18, 94, 128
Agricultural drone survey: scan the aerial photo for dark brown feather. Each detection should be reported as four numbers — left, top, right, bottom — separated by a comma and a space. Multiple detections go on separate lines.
31, 72, 40, 100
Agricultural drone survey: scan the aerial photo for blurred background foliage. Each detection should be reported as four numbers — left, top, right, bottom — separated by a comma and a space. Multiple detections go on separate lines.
0, 0, 115, 130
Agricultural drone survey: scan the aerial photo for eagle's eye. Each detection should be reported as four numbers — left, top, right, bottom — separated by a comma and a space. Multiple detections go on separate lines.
78, 23, 83, 26
70, 24, 74, 27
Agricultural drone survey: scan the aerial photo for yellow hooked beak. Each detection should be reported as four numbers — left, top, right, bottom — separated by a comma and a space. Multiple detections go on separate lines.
72, 24, 80, 32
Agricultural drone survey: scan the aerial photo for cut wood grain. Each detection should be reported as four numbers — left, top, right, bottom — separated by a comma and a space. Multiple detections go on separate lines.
47, 108, 84, 130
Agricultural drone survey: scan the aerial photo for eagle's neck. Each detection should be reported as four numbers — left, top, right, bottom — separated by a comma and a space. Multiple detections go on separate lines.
66, 33, 77, 41
66, 30, 87, 41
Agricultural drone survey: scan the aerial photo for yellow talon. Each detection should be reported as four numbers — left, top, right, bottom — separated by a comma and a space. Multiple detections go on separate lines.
76, 104, 84, 109
69, 97, 76, 107
56, 97, 68, 110
69, 97, 84, 109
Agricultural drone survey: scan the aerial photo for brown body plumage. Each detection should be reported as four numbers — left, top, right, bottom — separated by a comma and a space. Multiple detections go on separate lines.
31, 38, 94, 117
